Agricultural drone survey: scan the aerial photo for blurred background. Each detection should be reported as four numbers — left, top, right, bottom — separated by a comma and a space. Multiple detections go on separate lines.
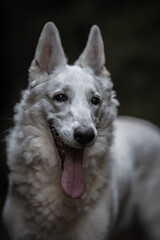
1, 0, 160, 239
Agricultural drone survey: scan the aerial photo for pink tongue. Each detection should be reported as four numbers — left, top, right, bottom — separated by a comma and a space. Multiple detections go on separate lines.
61, 146, 86, 199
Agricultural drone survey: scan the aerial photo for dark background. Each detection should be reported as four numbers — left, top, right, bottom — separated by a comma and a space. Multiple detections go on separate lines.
1, 0, 160, 239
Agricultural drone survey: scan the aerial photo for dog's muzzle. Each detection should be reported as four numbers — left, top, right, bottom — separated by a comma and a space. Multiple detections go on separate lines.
49, 124, 87, 199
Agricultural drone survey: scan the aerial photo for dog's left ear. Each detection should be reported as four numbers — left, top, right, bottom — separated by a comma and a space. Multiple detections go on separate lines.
75, 25, 105, 75
34, 22, 66, 74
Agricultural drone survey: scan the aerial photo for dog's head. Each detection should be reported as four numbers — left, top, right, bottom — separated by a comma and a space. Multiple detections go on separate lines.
28, 22, 118, 198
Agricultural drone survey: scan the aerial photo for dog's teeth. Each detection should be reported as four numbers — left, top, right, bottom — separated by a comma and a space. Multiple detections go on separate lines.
49, 124, 65, 163
61, 159, 64, 171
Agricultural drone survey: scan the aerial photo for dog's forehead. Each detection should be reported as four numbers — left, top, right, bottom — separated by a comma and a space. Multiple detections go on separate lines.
48, 65, 100, 93
66, 65, 96, 86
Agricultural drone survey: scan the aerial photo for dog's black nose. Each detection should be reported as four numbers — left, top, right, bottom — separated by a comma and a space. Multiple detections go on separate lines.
74, 127, 95, 145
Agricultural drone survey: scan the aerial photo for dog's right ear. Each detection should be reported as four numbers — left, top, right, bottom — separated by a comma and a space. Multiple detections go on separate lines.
75, 25, 105, 75
33, 22, 66, 74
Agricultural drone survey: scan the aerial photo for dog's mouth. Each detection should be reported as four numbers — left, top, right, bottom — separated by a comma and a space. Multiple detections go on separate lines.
50, 125, 86, 199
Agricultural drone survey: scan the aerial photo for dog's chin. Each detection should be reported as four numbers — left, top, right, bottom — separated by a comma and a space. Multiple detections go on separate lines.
49, 125, 93, 199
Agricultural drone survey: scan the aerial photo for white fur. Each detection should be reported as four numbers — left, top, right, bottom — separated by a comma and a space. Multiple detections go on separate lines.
3, 22, 160, 240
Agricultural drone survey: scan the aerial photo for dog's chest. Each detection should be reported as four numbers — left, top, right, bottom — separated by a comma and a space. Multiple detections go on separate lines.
15, 167, 85, 238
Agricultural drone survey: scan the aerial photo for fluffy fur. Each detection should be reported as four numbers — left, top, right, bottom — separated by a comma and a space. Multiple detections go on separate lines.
3, 22, 160, 240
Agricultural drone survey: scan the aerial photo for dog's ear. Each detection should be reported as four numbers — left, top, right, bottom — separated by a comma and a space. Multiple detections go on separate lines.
34, 22, 66, 74
75, 25, 105, 75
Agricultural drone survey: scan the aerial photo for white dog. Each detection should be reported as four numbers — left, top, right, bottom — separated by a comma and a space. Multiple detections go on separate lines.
3, 22, 160, 240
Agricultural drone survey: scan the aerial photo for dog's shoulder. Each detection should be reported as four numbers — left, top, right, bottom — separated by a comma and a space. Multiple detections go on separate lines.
111, 116, 160, 189
114, 116, 160, 149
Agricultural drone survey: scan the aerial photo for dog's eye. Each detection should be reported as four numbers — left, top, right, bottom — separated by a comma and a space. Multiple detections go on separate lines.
91, 96, 100, 105
54, 93, 67, 102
